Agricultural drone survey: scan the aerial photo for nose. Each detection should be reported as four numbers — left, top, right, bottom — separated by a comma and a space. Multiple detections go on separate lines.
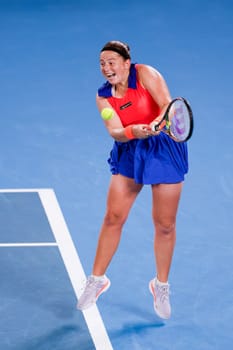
102, 63, 109, 73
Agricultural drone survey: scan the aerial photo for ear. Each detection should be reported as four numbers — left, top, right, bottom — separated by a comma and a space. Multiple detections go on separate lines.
124, 59, 131, 69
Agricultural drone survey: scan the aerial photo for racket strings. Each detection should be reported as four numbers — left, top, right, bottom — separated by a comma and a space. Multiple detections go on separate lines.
169, 101, 191, 142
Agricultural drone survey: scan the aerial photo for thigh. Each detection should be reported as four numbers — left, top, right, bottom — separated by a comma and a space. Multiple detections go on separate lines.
106, 174, 143, 219
152, 183, 183, 224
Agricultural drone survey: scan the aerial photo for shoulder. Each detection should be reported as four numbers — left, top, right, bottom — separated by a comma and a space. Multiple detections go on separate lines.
136, 64, 168, 97
136, 63, 163, 83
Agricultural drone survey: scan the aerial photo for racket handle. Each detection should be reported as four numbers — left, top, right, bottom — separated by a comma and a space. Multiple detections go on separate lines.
153, 120, 166, 132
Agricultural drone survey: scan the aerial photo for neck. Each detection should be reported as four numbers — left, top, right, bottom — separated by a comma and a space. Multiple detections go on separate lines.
113, 72, 129, 98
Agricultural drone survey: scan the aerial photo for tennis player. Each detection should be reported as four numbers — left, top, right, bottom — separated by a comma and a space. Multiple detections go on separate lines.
77, 41, 188, 319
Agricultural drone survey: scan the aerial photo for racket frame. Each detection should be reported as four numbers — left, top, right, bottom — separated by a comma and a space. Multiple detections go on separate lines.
154, 97, 194, 142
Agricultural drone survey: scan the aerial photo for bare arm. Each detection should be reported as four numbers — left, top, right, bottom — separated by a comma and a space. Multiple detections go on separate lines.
96, 94, 151, 142
136, 64, 172, 131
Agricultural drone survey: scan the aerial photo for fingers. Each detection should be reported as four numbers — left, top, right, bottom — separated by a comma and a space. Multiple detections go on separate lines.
142, 125, 152, 138
150, 121, 162, 136
132, 124, 160, 139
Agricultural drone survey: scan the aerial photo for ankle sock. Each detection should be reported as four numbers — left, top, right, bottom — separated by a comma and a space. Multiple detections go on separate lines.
156, 277, 169, 286
91, 274, 106, 281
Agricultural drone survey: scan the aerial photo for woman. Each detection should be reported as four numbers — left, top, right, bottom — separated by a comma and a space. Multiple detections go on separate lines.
77, 41, 188, 319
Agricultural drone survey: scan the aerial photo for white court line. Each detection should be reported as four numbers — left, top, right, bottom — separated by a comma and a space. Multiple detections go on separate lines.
0, 188, 43, 193
38, 189, 114, 350
0, 188, 113, 350
0, 243, 57, 247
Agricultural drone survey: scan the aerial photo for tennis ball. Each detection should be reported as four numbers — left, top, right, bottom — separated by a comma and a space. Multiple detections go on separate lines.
101, 108, 114, 120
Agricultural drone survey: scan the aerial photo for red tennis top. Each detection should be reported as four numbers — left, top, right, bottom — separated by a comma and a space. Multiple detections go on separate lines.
98, 64, 161, 127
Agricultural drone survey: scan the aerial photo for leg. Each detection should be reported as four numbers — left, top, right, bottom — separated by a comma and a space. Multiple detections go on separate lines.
92, 174, 143, 275
152, 182, 183, 282
77, 174, 142, 310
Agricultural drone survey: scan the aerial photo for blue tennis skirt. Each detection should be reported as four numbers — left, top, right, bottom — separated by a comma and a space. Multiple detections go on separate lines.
107, 133, 189, 184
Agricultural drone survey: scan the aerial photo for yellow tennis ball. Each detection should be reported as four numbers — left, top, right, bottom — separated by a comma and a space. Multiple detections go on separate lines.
101, 108, 114, 120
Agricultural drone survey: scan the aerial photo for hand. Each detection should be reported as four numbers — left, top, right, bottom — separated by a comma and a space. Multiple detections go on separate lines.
131, 124, 153, 139
150, 118, 163, 136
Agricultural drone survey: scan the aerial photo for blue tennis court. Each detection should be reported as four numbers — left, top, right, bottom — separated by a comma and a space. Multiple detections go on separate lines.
0, 0, 232, 349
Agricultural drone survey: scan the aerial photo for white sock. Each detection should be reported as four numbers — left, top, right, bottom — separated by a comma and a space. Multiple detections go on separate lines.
91, 274, 106, 281
156, 277, 169, 286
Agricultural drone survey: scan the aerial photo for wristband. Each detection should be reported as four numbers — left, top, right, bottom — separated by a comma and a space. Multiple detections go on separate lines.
124, 125, 135, 140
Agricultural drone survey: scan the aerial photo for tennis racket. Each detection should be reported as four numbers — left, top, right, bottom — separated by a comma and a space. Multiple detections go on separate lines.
153, 97, 193, 142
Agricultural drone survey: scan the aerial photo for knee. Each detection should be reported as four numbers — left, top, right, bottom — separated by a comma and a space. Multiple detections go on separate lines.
155, 220, 176, 236
103, 210, 127, 228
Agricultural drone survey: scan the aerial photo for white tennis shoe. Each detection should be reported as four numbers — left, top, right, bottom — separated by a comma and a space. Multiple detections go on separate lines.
149, 278, 171, 319
77, 275, 111, 310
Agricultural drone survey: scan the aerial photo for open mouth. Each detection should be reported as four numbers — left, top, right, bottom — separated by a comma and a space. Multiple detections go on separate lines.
106, 73, 116, 79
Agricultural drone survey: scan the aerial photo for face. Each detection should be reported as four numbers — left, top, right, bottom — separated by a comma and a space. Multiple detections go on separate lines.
100, 51, 130, 85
